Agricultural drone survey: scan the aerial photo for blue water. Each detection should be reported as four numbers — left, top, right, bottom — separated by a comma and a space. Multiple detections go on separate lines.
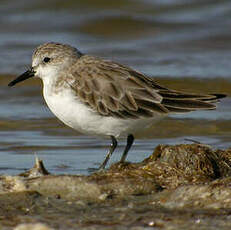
0, 0, 230, 175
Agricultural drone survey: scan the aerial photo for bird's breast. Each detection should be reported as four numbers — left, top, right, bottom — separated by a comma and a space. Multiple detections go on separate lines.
42, 84, 161, 138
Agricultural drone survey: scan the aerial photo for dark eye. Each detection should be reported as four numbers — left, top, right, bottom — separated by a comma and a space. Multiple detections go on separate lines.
43, 57, 51, 63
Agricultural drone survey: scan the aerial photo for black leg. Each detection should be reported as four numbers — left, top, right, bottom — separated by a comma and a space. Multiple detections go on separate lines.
120, 134, 134, 163
99, 136, 117, 170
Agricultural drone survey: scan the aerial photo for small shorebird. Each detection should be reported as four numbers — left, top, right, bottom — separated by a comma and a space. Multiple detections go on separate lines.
8, 42, 226, 169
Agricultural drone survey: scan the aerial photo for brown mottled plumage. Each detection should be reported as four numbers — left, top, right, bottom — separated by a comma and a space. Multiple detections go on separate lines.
63, 55, 224, 119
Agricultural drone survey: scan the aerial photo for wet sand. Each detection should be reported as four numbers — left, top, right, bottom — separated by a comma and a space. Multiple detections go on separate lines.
1, 144, 231, 229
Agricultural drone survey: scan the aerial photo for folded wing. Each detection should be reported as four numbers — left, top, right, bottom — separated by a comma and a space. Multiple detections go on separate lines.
67, 55, 225, 119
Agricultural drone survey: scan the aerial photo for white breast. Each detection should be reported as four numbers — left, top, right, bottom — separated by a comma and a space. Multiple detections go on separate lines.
42, 83, 162, 138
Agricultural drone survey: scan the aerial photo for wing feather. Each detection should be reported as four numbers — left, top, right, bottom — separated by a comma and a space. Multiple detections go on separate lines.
67, 55, 164, 118
65, 55, 225, 119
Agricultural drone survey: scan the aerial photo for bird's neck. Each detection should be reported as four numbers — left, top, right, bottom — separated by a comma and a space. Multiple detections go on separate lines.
42, 73, 71, 97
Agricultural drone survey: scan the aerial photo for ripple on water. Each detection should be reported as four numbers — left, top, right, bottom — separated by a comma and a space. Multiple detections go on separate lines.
0, 0, 230, 174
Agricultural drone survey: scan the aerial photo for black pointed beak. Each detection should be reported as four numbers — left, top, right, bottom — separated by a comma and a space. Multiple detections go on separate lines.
8, 68, 35, 87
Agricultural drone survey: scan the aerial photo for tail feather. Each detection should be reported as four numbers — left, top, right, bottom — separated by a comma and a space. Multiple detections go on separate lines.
159, 92, 226, 113
164, 106, 196, 113
202, 93, 226, 102
162, 98, 216, 110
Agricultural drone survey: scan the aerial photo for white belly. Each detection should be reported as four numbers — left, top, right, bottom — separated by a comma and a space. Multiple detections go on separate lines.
43, 87, 161, 138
